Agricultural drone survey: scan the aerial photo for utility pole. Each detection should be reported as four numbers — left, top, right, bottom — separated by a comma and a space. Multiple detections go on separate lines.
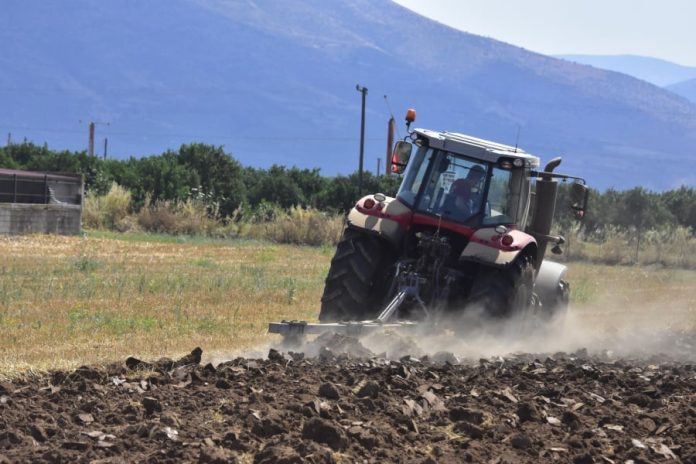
103, 138, 108, 160
88, 122, 95, 157
6, 132, 11, 147
87, 120, 110, 157
356, 84, 368, 196
377, 158, 381, 176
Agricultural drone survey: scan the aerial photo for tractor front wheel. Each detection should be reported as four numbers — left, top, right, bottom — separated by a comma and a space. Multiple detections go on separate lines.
539, 279, 570, 320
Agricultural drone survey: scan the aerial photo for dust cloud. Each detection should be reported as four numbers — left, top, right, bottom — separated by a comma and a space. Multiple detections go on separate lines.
358, 302, 696, 363
215, 297, 694, 365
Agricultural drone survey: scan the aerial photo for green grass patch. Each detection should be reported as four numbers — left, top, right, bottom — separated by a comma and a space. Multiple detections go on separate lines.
66, 309, 161, 334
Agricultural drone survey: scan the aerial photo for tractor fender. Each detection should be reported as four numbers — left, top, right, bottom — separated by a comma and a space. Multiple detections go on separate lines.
346, 195, 412, 247
534, 260, 568, 298
459, 228, 537, 267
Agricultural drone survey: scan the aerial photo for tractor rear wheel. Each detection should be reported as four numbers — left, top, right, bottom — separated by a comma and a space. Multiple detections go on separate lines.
319, 228, 393, 322
468, 255, 535, 317
539, 279, 570, 320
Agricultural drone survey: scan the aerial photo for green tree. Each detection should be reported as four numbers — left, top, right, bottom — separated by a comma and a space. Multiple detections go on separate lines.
0, 147, 19, 169
131, 153, 200, 206
244, 165, 327, 209
316, 171, 402, 212
176, 144, 246, 216
661, 186, 696, 230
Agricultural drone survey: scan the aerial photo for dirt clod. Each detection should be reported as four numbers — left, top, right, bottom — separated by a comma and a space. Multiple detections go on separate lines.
198, 446, 238, 464
511, 433, 533, 450
355, 380, 380, 398
253, 445, 302, 464
318, 382, 340, 400
517, 402, 541, 422
142, 396, 162, 415
301, 416, 348, 451
450, 407, 486, 424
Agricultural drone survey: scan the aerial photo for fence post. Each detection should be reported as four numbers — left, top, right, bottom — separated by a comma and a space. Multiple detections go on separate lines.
13, 174, 17, 203
44, 175, 48, 204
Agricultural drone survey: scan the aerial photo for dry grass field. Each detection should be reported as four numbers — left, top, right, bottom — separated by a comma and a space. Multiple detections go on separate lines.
1, 232, 694, 378
0, 233, 330, 377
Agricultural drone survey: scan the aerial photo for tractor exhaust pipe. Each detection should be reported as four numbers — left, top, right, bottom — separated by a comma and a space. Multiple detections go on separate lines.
531, 157, 562, 269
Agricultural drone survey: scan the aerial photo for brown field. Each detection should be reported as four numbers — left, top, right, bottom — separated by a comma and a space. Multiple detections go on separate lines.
1, 232, 694, 378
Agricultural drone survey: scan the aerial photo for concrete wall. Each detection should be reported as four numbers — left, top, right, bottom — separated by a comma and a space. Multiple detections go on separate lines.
0, 203, 82, 235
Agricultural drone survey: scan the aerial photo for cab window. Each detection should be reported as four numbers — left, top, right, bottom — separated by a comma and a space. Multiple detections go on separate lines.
483, 167, 529, 225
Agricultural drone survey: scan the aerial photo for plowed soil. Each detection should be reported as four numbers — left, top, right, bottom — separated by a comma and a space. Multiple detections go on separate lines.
1, 335, 695, 464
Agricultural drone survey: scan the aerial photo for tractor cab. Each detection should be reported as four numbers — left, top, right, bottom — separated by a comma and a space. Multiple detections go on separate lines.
394, 129, 540, 230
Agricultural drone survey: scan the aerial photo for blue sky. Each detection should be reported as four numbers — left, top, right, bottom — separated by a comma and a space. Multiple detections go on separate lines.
393, 0, 696, 66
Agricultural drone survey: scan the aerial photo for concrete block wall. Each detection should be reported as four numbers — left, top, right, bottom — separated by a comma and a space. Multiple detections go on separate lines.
0, 203, 82, 235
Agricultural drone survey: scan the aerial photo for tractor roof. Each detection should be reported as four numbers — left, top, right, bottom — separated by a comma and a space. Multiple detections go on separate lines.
413, 128, 541, 168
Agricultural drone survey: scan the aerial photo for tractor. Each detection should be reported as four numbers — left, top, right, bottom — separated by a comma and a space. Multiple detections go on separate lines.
269, 109, 588, 339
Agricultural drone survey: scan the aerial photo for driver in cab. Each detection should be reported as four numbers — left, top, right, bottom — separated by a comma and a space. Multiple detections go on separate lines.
445, 165, 486, 221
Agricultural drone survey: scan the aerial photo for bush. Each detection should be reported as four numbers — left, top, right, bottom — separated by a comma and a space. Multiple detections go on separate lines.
554, 224, 695, 268
83, 182, 132, 231
637, 226, 695, 267
247, 207, 344, 246
137, 198, 221, 236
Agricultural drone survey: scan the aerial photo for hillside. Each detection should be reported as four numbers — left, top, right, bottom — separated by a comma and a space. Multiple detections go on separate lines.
668, 78, 696, 104
1, 0, 696, 189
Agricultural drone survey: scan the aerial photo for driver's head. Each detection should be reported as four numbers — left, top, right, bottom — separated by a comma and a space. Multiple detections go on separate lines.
451, 165, 485, 196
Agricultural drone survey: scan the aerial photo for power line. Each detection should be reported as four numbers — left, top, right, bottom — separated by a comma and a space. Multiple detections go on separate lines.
0, 123, 385, 142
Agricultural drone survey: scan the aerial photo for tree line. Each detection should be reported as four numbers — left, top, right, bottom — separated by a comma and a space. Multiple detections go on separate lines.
0, 141, 401, 216
1, 141, 694, 233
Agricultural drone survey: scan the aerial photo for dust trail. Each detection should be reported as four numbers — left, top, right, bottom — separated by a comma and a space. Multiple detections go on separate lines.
358, 300, 696, 362
214, 299, 694, 364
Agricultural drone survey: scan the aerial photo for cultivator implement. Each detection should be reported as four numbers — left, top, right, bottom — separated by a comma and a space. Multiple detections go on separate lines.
268, 319, 418, 338
268, 252, 449, 344
268, 285, 423, 343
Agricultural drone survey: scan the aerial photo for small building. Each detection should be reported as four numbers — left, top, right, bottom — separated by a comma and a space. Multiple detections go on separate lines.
0, 168, 83, 235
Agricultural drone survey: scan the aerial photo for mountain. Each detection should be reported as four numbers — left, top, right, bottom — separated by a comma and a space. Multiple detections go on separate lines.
667, 78, 696, 104
555, 54, 696, 87
2, 0, 696, 190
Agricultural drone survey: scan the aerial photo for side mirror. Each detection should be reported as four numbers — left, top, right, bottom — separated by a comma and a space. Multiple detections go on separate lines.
570, 182, 589, 219
390, 140, 412, 174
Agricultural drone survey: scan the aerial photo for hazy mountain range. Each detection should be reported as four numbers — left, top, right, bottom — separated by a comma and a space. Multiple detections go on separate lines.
2, 0, 695, 190
556, 54, 696, 104
556, 54, 696, 88
667, 78, 696, 104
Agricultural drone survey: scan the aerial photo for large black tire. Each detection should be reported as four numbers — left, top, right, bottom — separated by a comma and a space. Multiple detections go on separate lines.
319, 228, 393, 322
468, 255, 535, 318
